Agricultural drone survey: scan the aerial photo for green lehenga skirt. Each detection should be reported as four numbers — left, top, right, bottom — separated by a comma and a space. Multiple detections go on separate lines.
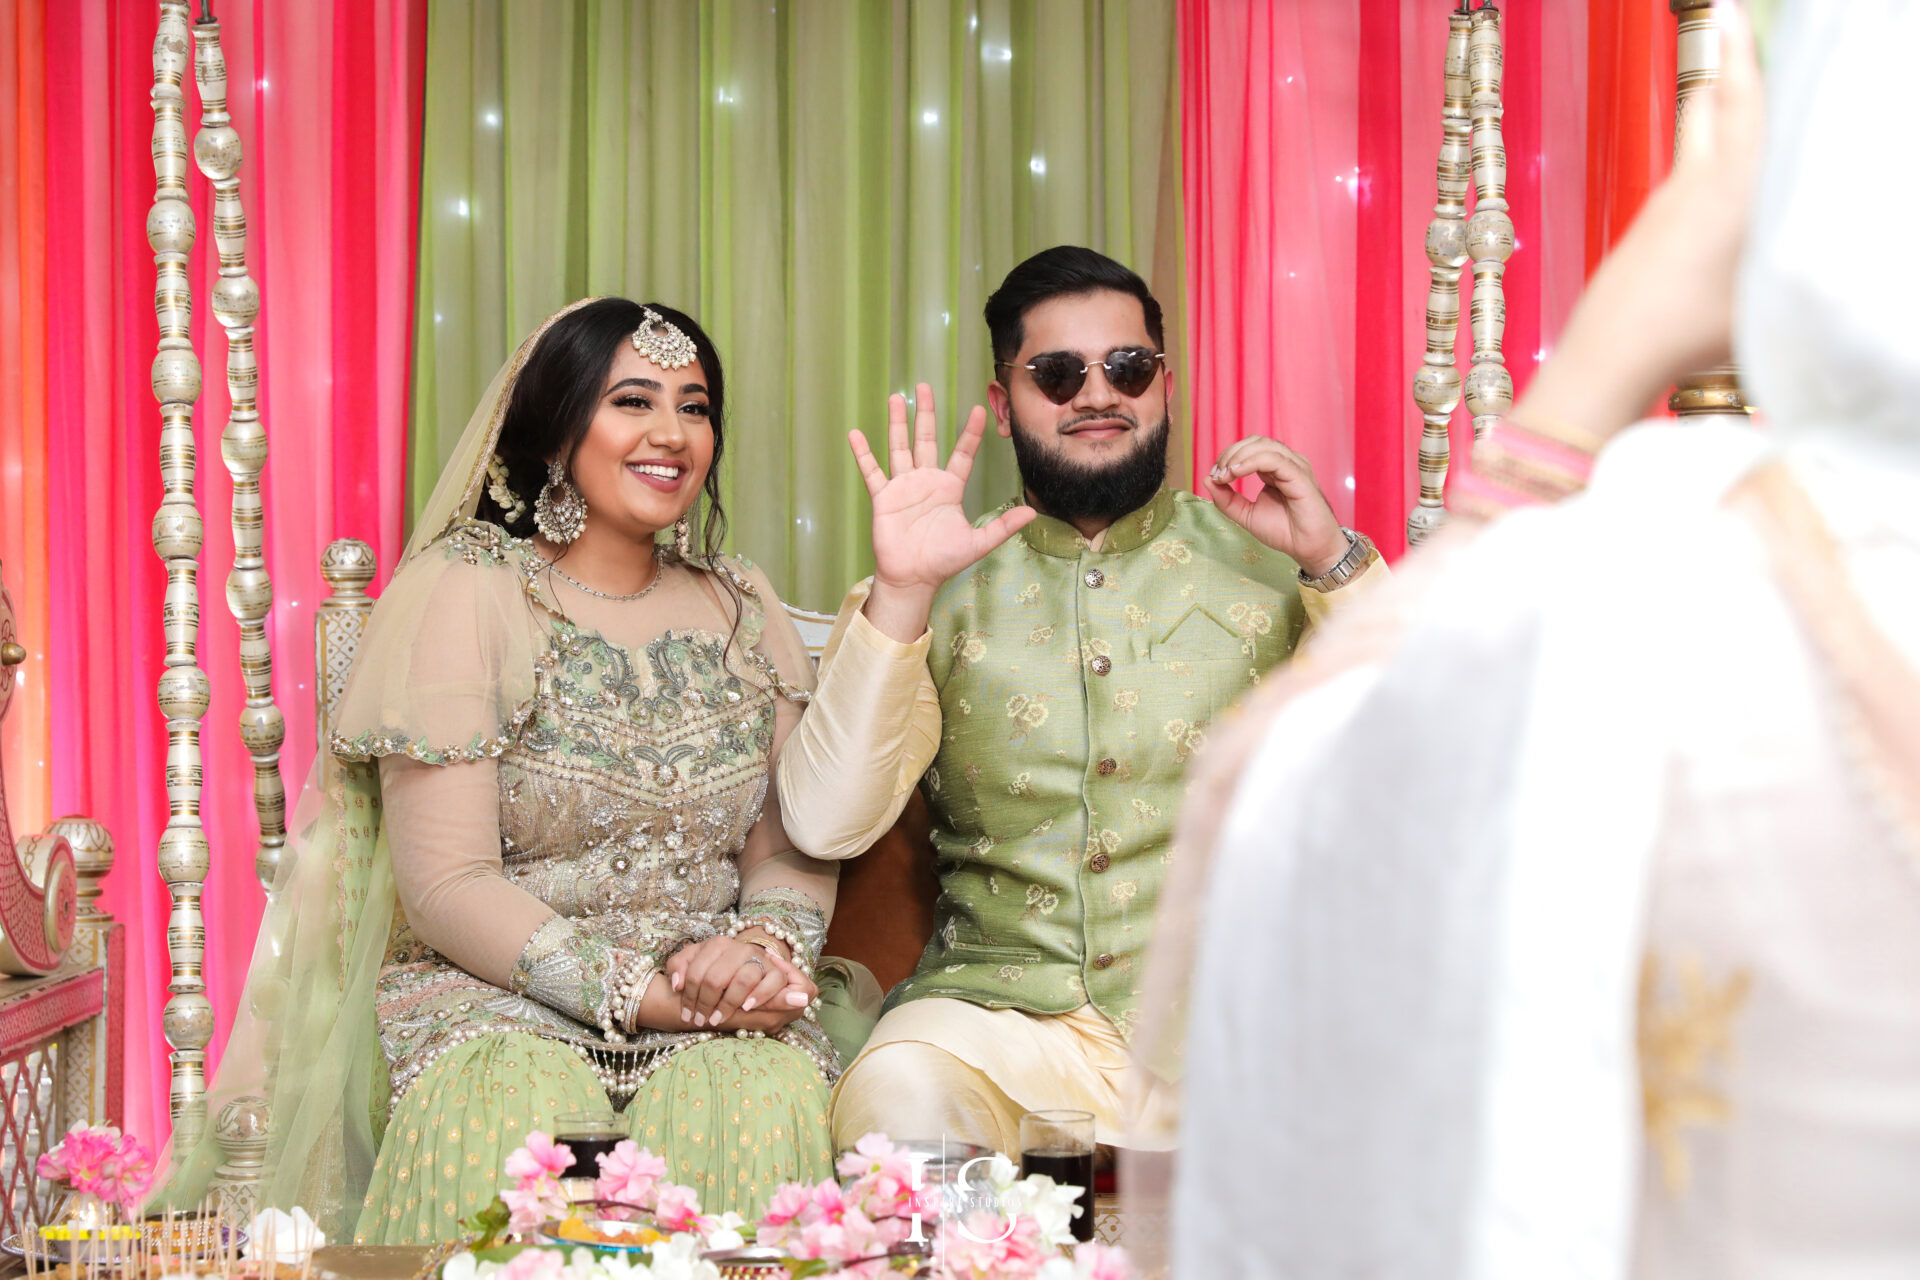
353, 1032, 834, 1244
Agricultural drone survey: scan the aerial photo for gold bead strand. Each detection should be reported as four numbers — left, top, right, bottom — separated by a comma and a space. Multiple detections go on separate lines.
1463, 4, 1514, 442
1408, 7, 1473, 547
149, 0, 213, 1156
192, 12, 287, 896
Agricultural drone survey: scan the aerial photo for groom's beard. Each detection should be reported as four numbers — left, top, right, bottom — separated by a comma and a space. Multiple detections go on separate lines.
1009, 410, 1171, 524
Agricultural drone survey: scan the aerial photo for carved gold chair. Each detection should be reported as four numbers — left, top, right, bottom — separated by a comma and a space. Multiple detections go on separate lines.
0, 565, 123, 1242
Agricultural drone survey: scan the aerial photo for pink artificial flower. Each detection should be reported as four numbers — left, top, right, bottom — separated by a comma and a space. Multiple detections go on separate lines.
937, 1213, 1052, 1280
808, 1179, 854, 1219
99, 1136, 155, 1213
836, 1134, 921, 1222
593, 1140, 666, 1211
503, 1132, 573, 1185
833, 1132, 900, 1181
40, 1126, 117, 1188
494, 1247, 564, 1280
760, 1183, 812, 1229
755, 1182, 814, 1252
649, 1183, 706, 1235
792, 1208, 885, 1265
1072, 1243, 1133, 1280
37, 1125, 153, 1213
500, 1183, 567, 1236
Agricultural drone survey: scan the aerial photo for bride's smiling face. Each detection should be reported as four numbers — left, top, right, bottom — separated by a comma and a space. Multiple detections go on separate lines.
565, 343, 715, 537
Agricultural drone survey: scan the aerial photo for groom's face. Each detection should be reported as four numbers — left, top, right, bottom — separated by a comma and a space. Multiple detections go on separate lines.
988, 289, 1175, 522
567, 345, 716, 539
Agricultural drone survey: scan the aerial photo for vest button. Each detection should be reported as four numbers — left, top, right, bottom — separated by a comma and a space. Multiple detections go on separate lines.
1083, 569, 1105, 589
1092, 952, 1116, 970
1089, 655, 1112, 676
1095, 757, 1118, 776
1090, 852, 1112, 873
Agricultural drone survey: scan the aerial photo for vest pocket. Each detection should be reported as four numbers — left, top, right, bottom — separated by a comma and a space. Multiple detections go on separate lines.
1150, 604, 1243, 663
942, 939, 1045, 964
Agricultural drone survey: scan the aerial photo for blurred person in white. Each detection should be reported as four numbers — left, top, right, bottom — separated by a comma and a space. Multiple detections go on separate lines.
1145, 2, 1920, 1276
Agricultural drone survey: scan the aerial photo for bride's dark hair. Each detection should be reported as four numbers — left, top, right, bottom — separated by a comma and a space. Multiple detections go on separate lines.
476, 298, 730, 565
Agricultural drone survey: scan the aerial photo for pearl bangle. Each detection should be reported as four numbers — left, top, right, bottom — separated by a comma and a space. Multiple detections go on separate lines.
602, 952, 657, 1040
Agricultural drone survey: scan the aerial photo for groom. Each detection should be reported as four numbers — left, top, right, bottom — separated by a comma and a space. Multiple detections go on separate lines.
778, 246, 1387, 1155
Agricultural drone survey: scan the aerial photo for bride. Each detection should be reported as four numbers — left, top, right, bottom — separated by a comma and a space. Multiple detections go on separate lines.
167, 299, 862, 1242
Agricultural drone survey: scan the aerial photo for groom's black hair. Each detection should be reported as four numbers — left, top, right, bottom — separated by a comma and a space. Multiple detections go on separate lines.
984, 246, 1164, 370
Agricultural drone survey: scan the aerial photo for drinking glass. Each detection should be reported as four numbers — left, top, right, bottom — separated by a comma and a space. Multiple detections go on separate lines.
553, 1109, 624, 1203
1018, 1109, 1095, 1242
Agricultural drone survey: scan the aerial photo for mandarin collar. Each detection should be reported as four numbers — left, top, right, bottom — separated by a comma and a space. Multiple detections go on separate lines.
1016, 487, 1178, 559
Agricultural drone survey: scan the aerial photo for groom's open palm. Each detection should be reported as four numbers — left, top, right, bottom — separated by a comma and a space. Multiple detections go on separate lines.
849, 383, 1036, 594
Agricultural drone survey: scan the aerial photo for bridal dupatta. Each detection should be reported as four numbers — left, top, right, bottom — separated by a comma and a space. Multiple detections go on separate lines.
161, 303, 604, 1237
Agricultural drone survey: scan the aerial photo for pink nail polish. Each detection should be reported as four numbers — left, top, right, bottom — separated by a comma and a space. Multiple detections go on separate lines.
786, 991, 808, 1007
680, 1008, 690, 1023
694, 1013, 706, 1027
741, 998, 757, 1012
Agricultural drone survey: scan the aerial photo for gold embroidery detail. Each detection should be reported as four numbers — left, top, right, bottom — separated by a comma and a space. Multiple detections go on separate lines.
1638, 952, 1750, 1195
1006, 693, 1050, 740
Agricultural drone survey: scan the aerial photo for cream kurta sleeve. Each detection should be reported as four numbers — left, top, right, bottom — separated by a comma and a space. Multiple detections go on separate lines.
1298, 548, 1392, 632
775, 578, 941, 862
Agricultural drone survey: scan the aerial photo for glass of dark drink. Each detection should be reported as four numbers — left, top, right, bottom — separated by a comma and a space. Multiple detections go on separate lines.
1018, 1109, 1096, 1243
554, 1109, 624, 1203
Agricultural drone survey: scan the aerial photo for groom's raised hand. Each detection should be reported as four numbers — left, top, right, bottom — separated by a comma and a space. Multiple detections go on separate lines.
849, 382, 1036, 643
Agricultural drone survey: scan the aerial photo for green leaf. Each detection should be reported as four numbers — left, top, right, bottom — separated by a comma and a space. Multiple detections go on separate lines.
462, 1199, 512, 1251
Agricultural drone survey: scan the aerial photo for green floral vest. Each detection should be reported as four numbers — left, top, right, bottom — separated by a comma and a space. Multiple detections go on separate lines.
889, 487, 1309, 1038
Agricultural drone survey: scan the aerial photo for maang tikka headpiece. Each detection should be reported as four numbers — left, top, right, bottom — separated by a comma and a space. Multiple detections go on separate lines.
633, 307, 699, 370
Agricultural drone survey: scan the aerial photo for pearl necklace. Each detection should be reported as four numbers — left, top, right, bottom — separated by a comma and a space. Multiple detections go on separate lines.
543, 546, 666, 601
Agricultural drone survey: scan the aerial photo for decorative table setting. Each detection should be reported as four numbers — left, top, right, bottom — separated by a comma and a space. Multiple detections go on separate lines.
7, 1123, 1135, 1280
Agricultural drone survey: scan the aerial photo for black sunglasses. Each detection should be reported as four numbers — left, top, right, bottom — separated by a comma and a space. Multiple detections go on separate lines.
996, 346, 1166, 405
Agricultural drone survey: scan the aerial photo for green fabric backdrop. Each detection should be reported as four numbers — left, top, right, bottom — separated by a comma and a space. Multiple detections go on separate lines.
411, 0, 1182, 611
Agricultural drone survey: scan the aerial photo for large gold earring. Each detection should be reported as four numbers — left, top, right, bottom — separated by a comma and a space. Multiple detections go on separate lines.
534, 458, 587, 545
673, 514, 695, 561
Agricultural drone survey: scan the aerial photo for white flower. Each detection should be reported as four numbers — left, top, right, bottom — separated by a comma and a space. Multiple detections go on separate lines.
702, 1211, 747, 1252
985, 1152, 1020, 1194
1037, 1261, 1078, 1280
561, 1247, 611, 1280
1005, 1174, 1081, 1248
639, 1235, 720, 1280
243, 1207, 327, 1263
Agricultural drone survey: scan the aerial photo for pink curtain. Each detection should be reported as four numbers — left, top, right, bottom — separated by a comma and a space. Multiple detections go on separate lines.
43, 0, 424, 1145
1181, 0, 1591, 560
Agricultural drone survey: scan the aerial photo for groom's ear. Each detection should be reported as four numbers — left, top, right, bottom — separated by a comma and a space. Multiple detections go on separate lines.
987, 379, 1013, 438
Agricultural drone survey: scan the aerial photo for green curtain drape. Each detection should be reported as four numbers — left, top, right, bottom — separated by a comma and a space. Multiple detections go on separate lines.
411, 0, 1182, 611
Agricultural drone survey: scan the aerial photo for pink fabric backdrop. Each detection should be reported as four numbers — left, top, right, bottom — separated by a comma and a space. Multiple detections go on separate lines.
1181, 0, 1591, 560
43, 0, 424, 1145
